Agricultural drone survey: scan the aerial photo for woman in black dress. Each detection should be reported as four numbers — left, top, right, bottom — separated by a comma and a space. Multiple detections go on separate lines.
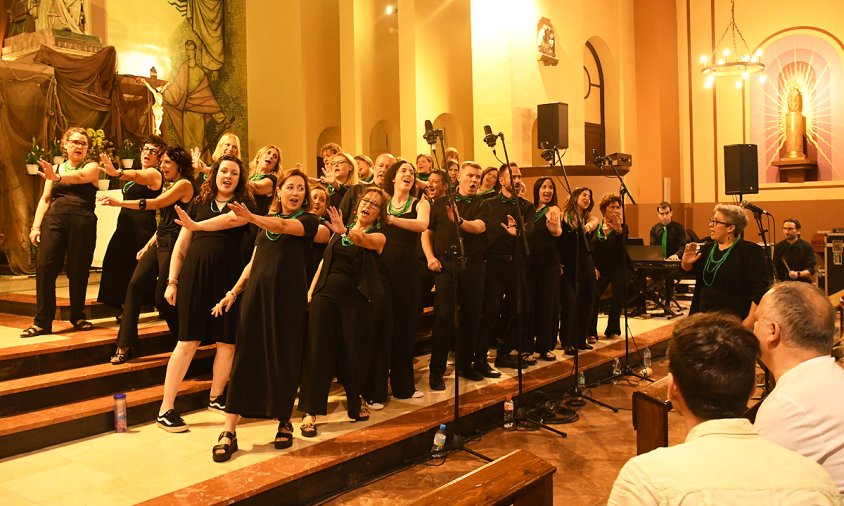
681, 203, 769, 325
530, 178, 562, 360
298, 187, 388, 437
242, 145, 281, 260
154, 155, 254, 433
22, 127, 100, 337
364, 160, 430, 407
209, 168, 318, 462
588, 193, 632, 341
558, 186, 600, 355
321, 152, 358, 209
98, 146, 195, 364
96, 135, 166, 319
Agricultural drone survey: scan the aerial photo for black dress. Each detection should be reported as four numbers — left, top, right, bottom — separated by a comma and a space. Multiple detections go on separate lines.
688, 240, 770, 319
98, 179, 160, 308
589, 223, 631, 337
176, 200, 252, 343
226, 212, 319, 420
558, 218, 597, 349
529, 206, 561, 354
243, 173, 278, 260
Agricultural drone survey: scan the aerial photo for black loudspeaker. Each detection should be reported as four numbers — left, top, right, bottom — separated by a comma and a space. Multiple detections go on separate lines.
724, 144, 758, 195
537, 102, 569, 149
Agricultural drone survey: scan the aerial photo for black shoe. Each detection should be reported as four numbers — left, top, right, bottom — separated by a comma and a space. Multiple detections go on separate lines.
209, 388, 227, 414
212, 431, 238, 462
458, 368, 484, 381
157, 409, 188, 433
474, 362, 502, 378
564, 346, 577, 355
429, 374, 446, 391
578, 343, 594, 350
494, 353, 525, 369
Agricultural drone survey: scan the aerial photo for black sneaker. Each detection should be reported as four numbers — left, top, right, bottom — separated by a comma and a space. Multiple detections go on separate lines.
429, 373, 446, 391
157, 409, 188, 433
209, 394, 226, 414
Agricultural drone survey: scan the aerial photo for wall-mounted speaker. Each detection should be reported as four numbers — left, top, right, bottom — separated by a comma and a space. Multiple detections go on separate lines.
537, 102, 569, 149
724, 144, 758, 195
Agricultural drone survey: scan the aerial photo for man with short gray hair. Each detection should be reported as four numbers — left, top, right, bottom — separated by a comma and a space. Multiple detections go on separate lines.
753, 282, 844, 494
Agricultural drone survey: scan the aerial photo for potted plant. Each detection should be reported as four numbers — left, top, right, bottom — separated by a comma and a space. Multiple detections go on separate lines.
118, 139, 137, 169
86, 128, 117, 191
25, 137, 44, 175
48, 138, 64, 165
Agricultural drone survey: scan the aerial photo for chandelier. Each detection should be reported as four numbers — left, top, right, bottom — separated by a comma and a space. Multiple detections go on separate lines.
700, 0, 766, 88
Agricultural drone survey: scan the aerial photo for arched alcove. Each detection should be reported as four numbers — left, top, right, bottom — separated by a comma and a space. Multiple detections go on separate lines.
585, 36, 620, 158
433, 112, 464, 163
315, 126, 341, 175
369, 120, 399, 159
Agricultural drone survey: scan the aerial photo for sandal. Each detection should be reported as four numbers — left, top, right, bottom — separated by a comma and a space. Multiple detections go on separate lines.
110, 347, 132, 365
538, 351, 557, 361
212, 431, 238, 463
300, 414, 317, 438
274, 420, 294, 449
521, 353, 538, 366
352, 405, 370, 422
71, 319, 94, 331
20, 325, 49, 338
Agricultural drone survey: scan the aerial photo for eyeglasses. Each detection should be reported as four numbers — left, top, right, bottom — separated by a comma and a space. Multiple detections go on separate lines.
782, 226, 797, 231
67, 139, 88, 148
709, 218, 731, 227
360, 198, 381, 209
141, 146, 160, 154
331, 160, 351, 167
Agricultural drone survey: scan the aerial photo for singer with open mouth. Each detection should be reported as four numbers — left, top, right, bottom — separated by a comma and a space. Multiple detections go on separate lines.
681, 204, 770, 328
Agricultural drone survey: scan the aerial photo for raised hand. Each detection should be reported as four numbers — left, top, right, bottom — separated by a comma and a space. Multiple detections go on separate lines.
501, 214, 518, 237
228, 201, 253, 222
682, 242, 701, 266
100, 153, 119, 177
37, 159, 56, 181
174, 205, 199, 231
324, 206, 346, 234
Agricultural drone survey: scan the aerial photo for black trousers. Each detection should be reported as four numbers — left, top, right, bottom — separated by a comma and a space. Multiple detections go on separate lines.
531, 262, 560, 354
298, 274, 372, 418
479, 257, 530, 356
588, 266, 627, 337
430, 258, 484, 375
35, 211, 96, 329
559, 258, 596, 348
116, 242, 178, 348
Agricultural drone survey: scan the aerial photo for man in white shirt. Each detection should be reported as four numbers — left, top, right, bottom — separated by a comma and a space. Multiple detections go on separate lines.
753, 281, 844, 494
609, 312, 838, 505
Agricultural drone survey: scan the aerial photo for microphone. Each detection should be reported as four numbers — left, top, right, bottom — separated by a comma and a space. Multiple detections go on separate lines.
423, 119, 437, 145
592, 148, 604, 166
741, 200, 772, 216
483, 125, 498, 148
541, 148, 555, 163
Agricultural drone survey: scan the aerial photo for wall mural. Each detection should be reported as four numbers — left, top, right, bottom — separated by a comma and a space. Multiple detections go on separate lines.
750, 31, 844, 183
109, 0, 247, 157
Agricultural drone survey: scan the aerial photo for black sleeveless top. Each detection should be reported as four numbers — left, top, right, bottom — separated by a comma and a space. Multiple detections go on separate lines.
157, 180, 192, 242
50, 163, 97, 215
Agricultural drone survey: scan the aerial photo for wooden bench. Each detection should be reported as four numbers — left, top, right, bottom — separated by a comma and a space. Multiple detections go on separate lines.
408, 449, 556, 505
632, 376, 672, 455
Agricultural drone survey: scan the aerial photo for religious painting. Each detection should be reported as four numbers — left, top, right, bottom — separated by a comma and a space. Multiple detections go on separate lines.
107, 0, 247, 156
749, 31, 844, 183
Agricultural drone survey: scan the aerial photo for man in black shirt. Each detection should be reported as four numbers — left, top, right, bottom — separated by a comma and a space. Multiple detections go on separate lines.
773, 218, 815, 282
422, 161, 488, 390
481, 163, 536, 370
648, 201, 687, 308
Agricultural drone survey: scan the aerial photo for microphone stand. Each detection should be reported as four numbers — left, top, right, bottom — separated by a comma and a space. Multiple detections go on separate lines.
488, 133, 566, 438
598, 157, 652, 383
749, 210, 775, 284
554, 149, 620, 411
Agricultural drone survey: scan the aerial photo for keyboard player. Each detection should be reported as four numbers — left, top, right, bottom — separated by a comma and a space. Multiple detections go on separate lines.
648, 202, 686, 310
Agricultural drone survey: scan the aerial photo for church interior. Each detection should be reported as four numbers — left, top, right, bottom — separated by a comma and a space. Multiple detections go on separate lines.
0, 0, 843, 504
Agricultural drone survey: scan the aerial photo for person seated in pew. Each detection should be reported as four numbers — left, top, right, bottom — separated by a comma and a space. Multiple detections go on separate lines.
609, 312, 838, 505
753, 282, 844, 495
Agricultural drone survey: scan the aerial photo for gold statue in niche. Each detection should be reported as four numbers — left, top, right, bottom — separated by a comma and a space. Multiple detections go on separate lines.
784, 84, 806, 160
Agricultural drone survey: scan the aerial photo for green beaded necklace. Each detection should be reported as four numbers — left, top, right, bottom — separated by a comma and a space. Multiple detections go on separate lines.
702, 239, 739, 287
534, 205, 550, 222
265, 208, 306, 241
387, 196, 413, 217
210, 196, 233, 213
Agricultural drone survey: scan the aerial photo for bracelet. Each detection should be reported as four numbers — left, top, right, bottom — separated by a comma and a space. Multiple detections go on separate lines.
458, 217, 465, 226
167, 279, 178, 286
117, 168, 124, 178
55, 173, 62, 183
139, 198, 147, 210
226, 290, 237, 299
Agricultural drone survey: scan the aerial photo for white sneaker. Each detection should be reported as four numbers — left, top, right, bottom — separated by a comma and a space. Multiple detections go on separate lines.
411, 390, 423, 399
368, 401, 385, 410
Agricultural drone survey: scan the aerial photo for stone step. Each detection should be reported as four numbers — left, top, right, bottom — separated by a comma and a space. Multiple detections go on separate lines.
0, 346, 215, 418
0, 377, 213, 460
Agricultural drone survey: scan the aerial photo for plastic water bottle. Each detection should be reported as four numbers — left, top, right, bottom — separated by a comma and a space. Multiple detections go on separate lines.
113, 393, 127, 433
577, 370, 586, 390
612, 358, 621, 384
503, 395, 514, 429
431, 424, 447, 458
643, 347, 652, 369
